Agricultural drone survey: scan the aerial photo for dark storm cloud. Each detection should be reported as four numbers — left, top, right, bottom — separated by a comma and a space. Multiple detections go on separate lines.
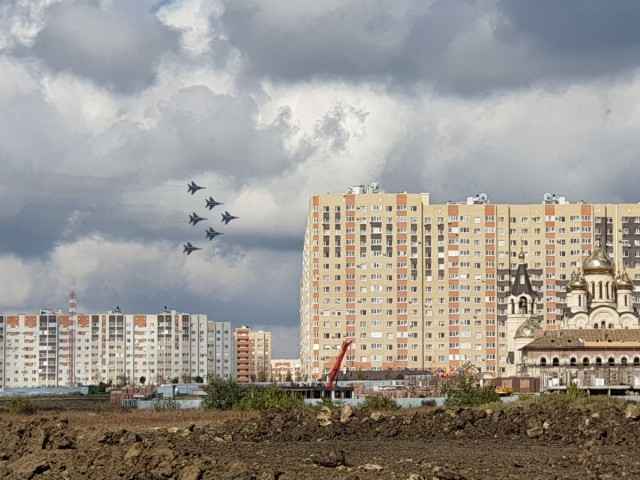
31, 0, 179, 92
496, 1, 640, 80
219, 1, 640, 95
219, 1, 463, 84
498, 1, 640, 53
0, 171, 136, 257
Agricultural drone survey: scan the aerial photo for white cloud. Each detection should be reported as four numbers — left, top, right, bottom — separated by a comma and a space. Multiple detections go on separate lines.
0, 257, 31, 307
0, 0, 64, 51
41, 72, 120, 134
156, 0, 224, 57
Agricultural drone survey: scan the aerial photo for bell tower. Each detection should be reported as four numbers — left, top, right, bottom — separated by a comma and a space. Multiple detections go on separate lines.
505, 251, 540, 376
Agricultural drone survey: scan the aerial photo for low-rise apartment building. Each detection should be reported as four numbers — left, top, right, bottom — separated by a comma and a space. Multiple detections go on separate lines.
0, 308, 234, 388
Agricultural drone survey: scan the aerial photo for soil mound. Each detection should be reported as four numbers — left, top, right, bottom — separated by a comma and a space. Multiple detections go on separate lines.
0, 401, 639, 479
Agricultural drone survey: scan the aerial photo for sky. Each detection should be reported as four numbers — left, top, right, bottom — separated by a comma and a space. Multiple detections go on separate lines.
2, 0, 640, 357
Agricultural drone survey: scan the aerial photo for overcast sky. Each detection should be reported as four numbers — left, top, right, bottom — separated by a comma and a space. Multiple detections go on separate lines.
2, 1, 640, 357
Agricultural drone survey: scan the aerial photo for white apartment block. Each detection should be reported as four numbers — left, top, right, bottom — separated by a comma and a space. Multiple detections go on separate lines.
300, 185, 640, 380
0, 309, 234, 388
207, 321, 234, 380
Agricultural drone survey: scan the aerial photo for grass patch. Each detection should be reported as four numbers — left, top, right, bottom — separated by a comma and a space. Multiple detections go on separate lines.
9, 397, 35, 414
516, 392, 628, 412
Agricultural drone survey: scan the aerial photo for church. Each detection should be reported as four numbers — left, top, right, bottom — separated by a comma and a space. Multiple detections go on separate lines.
505, 240, 640, 391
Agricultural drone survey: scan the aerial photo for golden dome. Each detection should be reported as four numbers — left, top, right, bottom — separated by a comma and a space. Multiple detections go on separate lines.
616, 271, 634, 290
567, 270, 587, 291
583, 238, 615, 275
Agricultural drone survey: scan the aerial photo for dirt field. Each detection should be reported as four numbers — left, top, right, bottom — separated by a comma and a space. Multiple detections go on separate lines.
1, 396, 640, 479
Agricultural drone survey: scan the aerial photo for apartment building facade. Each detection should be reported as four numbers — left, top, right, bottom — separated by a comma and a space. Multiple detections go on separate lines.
300, 185, 640, 380
234, 326, 272, 382
271, 359, 301, 382
0, 309, 234, 388
207, 321, 234, 380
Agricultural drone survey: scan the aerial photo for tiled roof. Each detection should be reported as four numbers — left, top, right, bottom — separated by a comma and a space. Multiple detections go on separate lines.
523, 329, 640, 349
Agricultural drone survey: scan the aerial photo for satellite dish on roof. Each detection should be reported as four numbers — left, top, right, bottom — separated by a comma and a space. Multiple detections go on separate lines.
543, 192, 554, 203
477, 193, 488, 203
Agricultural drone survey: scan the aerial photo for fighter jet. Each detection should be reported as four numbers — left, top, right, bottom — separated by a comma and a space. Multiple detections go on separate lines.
205, 197, 224, 210
221, 211, 239, 225
189, 212, 207, 225
182, 242, 201, 255
187, 181, 205, 195
206, 227, 223, 240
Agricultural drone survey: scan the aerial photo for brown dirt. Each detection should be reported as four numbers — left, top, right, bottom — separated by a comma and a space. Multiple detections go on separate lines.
1, 400, 640, 479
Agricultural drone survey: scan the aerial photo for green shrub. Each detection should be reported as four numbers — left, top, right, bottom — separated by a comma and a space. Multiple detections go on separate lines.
9, 397, 35, 414
360, 395, 400, 410
566, 383, 588, 399
442, 372, 500, 407
202, 378, 245, 410
238, 385, 304, 410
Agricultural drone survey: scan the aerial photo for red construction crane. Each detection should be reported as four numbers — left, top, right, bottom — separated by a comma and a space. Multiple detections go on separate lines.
326, 339, 354, 388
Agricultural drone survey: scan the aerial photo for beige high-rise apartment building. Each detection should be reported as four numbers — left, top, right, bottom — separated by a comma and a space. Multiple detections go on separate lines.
300, 185, 640, 380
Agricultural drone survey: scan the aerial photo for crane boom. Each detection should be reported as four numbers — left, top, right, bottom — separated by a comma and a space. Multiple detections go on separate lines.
327, 339, 354, 388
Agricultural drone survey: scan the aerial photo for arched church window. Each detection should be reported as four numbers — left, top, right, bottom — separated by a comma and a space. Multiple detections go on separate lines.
608, 323, 614, 329
608, 357, 615, 366
578, 296, 582, 307
600, 321, 606, 329
552, 357, 559, 366
634, 357, 640, 366
510, 299, 515, 315
598, 282, 603, 299
582, 357, 589, 366
595, 357, 603, 366
621, 357, 628, 366
570, 357, 577, 366
606, 282, 610, 299
540, 357, 547, 367
625, 295, 628, 307
519, 297, 528, 314
593, 323, 598, 329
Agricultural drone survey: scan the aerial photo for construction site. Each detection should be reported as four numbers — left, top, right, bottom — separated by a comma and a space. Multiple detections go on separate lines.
2, 394, 640, 479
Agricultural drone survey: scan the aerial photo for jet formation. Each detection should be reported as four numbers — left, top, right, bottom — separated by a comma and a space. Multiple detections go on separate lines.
182, 181, 238, 254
